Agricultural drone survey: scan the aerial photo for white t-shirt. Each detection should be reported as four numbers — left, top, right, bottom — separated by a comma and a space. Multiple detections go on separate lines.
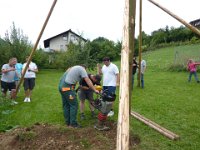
102, 63, 119, 86
23, 62, 38, 78
141, 60, 146, 74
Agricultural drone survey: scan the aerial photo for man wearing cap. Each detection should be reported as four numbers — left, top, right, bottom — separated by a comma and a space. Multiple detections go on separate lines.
78, 74, 101, 120
97, 57, 120, 117
58, 65, 99, 128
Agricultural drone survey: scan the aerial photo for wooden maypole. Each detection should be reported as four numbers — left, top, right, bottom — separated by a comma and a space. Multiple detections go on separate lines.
148, 0, 200, 36
116, 0, 136, 149
137, 0, 143, 87
15, 0, 58, 95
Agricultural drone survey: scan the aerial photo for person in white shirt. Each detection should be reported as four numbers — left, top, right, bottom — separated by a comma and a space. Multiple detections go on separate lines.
97, 57, 120, 117
140, 59, 146, 88
22, 57, 38, 102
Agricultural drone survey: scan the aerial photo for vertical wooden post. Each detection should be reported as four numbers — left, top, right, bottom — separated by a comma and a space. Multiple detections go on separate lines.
148, 0, 200, 36
137, 0, 142, 87
15, 0, 58, 94
129, 0, 137, 113
117, 0, 136, 149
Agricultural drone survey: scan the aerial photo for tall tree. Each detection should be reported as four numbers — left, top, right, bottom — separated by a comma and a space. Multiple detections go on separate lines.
4, 22, 31, 63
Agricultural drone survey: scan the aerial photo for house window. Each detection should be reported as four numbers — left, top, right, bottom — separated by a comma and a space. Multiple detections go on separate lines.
60, 45, 64, 51
63, 35, 68, 41
70, 35, 75, 42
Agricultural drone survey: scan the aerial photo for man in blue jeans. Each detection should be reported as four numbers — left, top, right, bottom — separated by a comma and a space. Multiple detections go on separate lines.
97, 57, 120, 117
58, 65, 99, 128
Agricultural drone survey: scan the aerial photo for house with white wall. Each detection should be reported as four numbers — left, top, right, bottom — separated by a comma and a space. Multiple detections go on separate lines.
190, 18, 200, 28
43, 29, 87, 52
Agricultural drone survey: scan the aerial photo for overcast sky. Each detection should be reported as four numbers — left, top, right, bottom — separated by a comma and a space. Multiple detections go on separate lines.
0, 0, 199, 48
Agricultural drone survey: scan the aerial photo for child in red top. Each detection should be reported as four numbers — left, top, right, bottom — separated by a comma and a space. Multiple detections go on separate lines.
187, 59, 200, 83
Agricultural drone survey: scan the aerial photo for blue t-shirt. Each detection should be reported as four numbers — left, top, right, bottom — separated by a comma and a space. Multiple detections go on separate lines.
14, 63, 23, 80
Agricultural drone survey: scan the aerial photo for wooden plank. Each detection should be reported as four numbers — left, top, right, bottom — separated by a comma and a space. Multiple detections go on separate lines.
131, 111, 180, 140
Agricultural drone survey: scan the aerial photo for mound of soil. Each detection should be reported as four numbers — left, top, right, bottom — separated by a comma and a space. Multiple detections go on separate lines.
0, 122, 140, 150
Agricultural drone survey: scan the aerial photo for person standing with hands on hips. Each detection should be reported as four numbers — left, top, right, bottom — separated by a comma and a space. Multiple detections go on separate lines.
97, 57, 120, 117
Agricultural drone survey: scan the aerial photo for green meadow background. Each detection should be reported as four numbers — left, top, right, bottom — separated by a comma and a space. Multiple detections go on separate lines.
1, 44, 200, 150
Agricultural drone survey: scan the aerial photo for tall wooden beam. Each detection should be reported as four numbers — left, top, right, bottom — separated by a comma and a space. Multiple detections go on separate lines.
129, 0, 137, 113
117, 0, 136, 149
148, 0, 200, 36
137, 0, 143, 87
15, 0, 58, 94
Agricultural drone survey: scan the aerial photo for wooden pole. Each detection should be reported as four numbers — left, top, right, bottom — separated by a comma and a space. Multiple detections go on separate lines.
147, 0, 200, 36
15, 0, 58, 94
129, 0, 136, 113
137, 0, 142, 87
131, 111, 180, 140
116, 0, 136, 149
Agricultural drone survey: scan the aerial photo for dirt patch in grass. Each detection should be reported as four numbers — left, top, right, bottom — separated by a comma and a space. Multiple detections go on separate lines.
0, 122, 140, 150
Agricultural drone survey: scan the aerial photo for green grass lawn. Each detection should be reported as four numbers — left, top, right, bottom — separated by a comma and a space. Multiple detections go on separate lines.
1, 44, 200, 149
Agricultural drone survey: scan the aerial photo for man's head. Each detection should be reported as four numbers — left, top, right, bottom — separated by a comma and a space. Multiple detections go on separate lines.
12, 58, 17, 65
103, 57, 110, 66
91, 74, 102, 85
9, 58, 17, 66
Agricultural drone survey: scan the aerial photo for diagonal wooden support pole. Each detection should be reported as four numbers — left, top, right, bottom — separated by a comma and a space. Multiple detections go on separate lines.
131, 111, 180, 140
15, 0, 58, 96
147, 0, 200, 36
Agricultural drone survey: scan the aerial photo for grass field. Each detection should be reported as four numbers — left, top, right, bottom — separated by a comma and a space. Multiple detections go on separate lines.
1, 43, 200, 149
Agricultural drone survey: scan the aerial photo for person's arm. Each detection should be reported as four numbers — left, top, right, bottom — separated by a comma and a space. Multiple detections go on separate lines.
29, 68, 38, 73
97, 63, 102, 75
195, 62, 200, 66
84, 77, 99, 93
1, 66, 15, 73
29, 64, 38, 73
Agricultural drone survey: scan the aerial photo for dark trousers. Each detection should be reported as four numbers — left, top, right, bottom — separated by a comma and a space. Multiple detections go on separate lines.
58, 73, 78, 126
59, 89, 78, 126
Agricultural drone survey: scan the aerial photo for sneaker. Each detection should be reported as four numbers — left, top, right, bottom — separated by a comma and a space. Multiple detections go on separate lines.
71, 123, 82, 128
24, 97, 28, 102
80, 113, 85, 120
107, 110, 114, 117
94, 124, 110, 131
27, 98, 31, 102
11, 100, 18, 105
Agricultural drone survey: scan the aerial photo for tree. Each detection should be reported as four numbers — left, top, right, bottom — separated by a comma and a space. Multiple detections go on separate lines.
3, 22, 32, 63
0, 38, 10, 66
90, 37, 119, 61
